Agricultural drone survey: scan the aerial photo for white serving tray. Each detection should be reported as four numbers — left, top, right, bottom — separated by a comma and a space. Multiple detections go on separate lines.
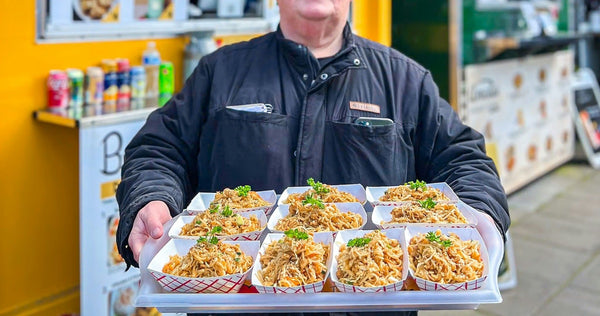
186, 190, 277, 215
168, 210, 267, 241
267, 202, 368, 233
278, 184, 367, 205
371, 202, 479, 229
366, 183, 460, 207
136, 210, 503, 313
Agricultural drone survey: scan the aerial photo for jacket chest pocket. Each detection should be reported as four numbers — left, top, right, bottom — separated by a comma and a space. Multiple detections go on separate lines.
321, 121, 413, 186
203, 108, 293, 191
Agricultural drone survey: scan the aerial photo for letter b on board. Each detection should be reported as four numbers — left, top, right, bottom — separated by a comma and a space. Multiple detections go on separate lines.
102, 131, 122, 175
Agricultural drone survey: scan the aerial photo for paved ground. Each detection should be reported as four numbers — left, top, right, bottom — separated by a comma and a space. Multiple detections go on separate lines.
421, 163, 600, 316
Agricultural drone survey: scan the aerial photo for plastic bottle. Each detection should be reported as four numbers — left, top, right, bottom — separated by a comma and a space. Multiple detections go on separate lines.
183, 31, 217, 82
142, 42, 161, 108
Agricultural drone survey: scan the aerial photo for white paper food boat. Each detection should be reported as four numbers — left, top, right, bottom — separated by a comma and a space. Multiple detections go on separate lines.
267, 202, 367, 235
251, 232, 333, 293
168, 210, 267, 241
366, 182, 460, 207
186, 190, 277, 215
406, 226, 489, 291
278, 184, 366, 205
372, 201, 479, 229
331, 229, 409, 293
147, 239, 260, 293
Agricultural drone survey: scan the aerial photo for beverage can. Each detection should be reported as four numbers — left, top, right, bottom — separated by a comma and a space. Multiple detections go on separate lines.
130, 66, 146, 110
47, 70, 69, 111
102, 59, 118, 113
116, 58, 131, 112
85, 66, 104, 106
158, 61, 174, 107
67, 68, 84, 108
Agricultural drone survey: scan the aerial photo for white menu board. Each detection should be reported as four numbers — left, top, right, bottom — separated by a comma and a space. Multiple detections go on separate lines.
461, 51, 575, 194
79, 112, 160, 316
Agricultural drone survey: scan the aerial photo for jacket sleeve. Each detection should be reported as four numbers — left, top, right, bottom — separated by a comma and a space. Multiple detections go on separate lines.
414, 72, 510, 236
115, 58, 212, 268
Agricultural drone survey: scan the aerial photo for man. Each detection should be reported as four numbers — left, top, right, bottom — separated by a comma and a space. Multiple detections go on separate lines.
117, 0, 510, 314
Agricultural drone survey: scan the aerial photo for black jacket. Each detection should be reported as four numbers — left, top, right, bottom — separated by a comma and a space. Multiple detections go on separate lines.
116, 25, 510, 268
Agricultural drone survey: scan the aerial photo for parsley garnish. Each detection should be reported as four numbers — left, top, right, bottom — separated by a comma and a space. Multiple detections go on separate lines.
425, 231, 452, 248
418, 198, 437, 210
221, 205, 233, 217
209, 204, 220, 214
347, 237, 371, 247
302, 194, 325, 209
234, 257, 240, 262
406, 180, 427, 191
284, 229, 309, 240
307, 178, 330, 194
234, 185, 251, 197
195, 220, 202, 225
197, 226, 223, 245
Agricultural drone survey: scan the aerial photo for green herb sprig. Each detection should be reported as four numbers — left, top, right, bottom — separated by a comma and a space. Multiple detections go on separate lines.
302, 194, 325, 209
220, 205, 233, 217
425, 231, 452, 248
197, 226, 223, 245
418, 198, 437, 210
284, 229, 309, 240
347, 237, 372, 247
235, 185, 252, 197
307, 178, 330, 194
209, 204, 220, 214
406, 180, 427, 191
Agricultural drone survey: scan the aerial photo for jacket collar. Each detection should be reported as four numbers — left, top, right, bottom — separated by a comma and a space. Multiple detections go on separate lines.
276, 23, 365, 83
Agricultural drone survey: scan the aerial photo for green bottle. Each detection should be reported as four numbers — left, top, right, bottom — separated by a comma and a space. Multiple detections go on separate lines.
158, 62, 174, 107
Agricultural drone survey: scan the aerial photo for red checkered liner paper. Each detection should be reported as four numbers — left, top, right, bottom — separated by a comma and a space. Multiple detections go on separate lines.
251, 232, 334, 294
406, 226, 489, 291
147, 239, 260, 293
186, 190, 277, 215
330, 229, 408, 293
366, 183, 460, 207
168, 210, 267, 241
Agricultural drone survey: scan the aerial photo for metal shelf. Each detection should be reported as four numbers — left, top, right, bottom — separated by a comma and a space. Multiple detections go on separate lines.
34, 108, 156, 128
41, 18, 271, 42
474, 32, 584, 63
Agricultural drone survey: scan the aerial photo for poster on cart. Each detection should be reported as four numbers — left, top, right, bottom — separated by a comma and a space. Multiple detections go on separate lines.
41, 0, 188, 39
462, 50, 575, 194
79, 114, 161, 316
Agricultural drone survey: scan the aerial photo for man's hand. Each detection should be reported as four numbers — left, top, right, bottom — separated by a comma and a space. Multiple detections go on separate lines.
128, 201, 172, 264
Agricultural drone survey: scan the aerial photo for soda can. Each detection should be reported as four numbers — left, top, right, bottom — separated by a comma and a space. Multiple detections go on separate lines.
47, 70, 69, 112
85, 66, 104, 106
102, 59, 118, 114
67, 68, 84, 109
116, 58, 131, 112
130, 66, 146, 110
158, 62, 174, 107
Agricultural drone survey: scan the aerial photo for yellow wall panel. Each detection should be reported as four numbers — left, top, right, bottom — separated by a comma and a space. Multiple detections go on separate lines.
353, 0, 391, 46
